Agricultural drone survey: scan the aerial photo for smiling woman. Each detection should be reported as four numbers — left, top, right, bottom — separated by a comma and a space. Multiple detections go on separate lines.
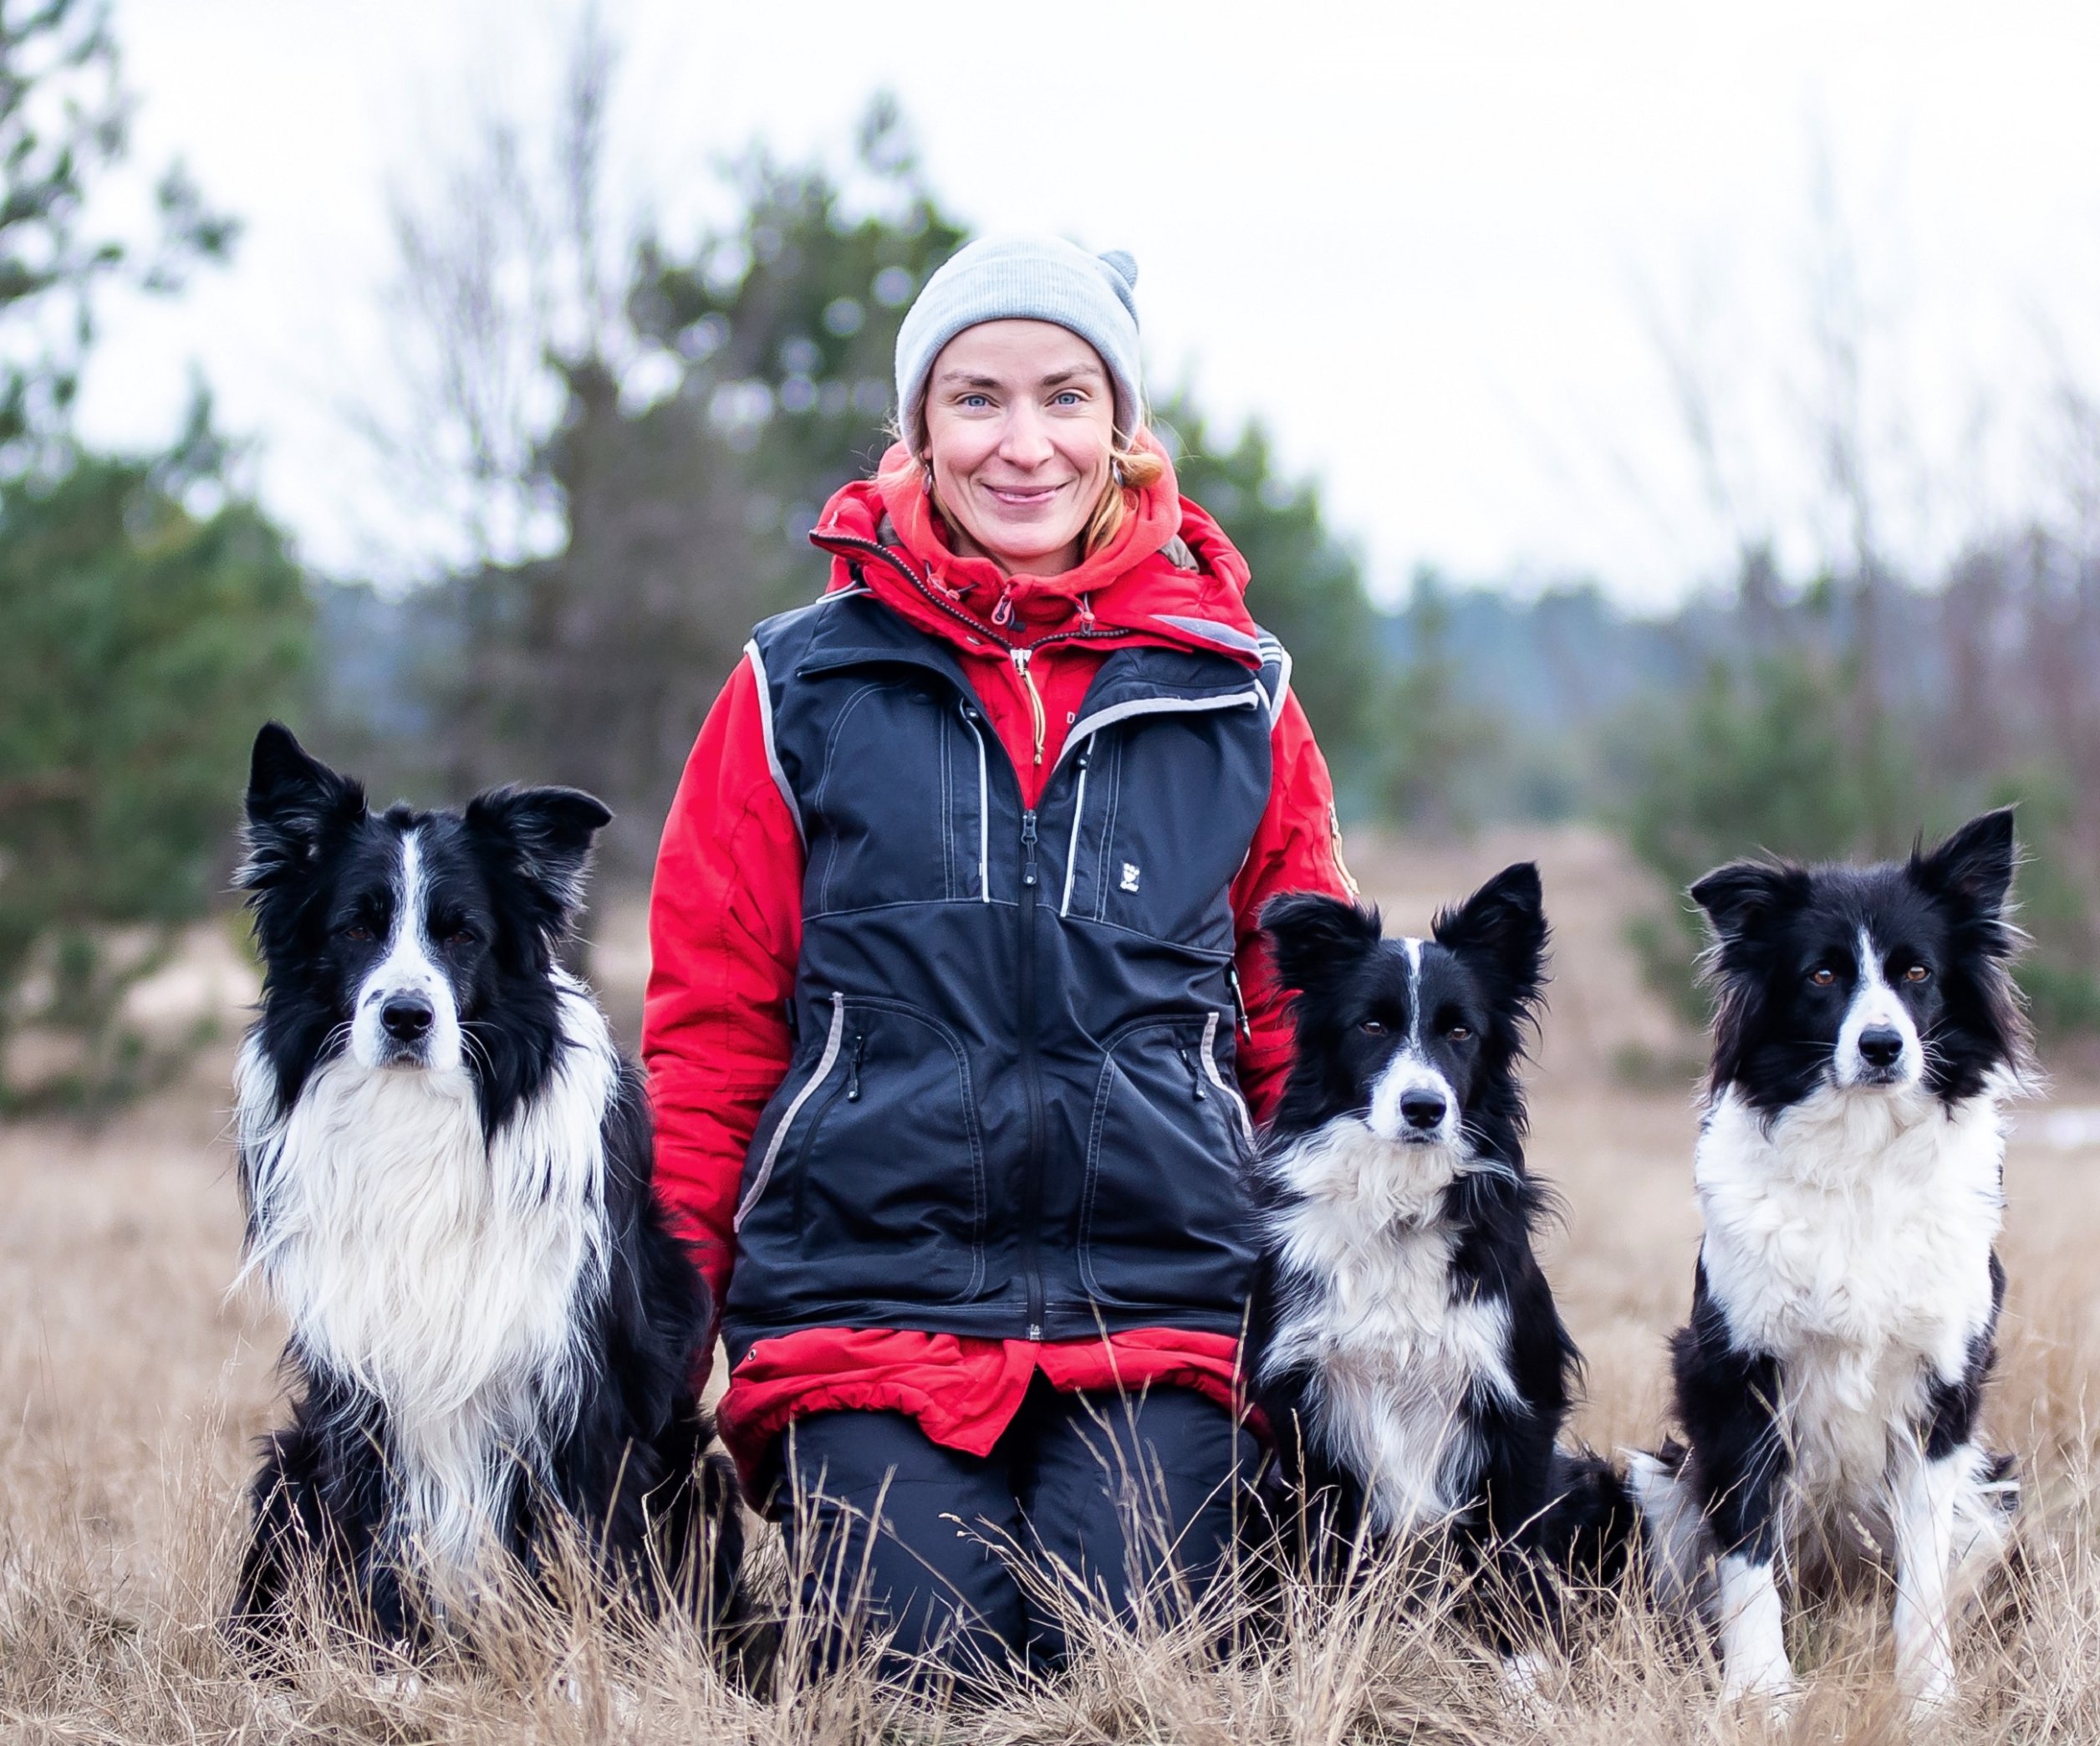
642, 232, 1356, 1685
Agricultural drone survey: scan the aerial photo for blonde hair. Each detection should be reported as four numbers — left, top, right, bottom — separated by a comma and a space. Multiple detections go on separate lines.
884, 411, 1166, 564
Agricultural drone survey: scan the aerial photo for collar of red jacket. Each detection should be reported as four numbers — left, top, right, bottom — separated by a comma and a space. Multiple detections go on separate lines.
807, 438, 1264, 669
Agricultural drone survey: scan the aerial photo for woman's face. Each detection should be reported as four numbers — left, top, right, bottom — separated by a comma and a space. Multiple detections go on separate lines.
921, 319, 1117, 577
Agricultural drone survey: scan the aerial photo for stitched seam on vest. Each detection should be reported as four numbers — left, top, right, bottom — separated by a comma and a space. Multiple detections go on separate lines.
735, 993, 844, 1231
1094, 736, 1123, 923
811, 682, 892, 916
743, 638, 804, 850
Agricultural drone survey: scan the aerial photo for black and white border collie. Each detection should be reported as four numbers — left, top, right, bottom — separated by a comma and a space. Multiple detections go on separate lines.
228, 723, 741, 1644
1632, 809, 2026, 1715
1251, 865, 1619, 1663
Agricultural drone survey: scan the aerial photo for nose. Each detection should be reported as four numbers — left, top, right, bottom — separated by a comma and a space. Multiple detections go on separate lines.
1400, 1090, 1448, 1131
996, 404, 1054, 467
1858, 1026, 1904, 1069
381, 996, 434, 1043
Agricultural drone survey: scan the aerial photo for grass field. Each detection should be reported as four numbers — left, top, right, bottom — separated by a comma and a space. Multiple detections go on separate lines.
5, 828, 2100, 1742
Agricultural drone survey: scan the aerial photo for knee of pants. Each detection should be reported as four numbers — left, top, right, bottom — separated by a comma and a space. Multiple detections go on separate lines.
777, 1412, 1028, 1681
1023, 1386, 1258, 1631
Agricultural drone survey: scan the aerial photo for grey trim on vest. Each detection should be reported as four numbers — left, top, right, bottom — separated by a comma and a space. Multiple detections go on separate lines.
1054, 688, 1266, 776
734, 991, 846, 1231
1254, 641, 1294, 724
1200, 1008, 1255, 1145
1153, 613, 1262, 656
1058, 752, 1092, 918
959, 706, 991, 901
743, 636, 803, 850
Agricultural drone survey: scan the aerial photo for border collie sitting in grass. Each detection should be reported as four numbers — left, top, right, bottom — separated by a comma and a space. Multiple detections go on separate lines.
1251, 865, 1626, 1667
1629, 809, 2026, 1717
227, 722, 742, 1646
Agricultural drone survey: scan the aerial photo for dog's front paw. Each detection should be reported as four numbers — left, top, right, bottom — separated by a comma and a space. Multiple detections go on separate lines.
1720, 1662, 1800, 1729
1899, 1649, 1958, 1725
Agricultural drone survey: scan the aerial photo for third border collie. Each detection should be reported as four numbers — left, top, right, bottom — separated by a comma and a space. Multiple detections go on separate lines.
228, 722, 742, 1646
1631, 809, 2027, 1715
1251, 864, 1625, 1664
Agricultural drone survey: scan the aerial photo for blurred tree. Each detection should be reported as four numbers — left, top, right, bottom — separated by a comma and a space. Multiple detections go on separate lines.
0, 0, 237, 477
0, 406, 310, 1112
0, 3, 296, 1115
1374, 568, 1504, 835
1156, 397, 1384, 805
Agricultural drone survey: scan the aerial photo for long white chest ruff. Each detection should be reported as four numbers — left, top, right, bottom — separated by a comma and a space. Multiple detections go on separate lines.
1696, 1085, 2005, 1505
1262, 1122, 1517, 1535
235, 988, 618, 1575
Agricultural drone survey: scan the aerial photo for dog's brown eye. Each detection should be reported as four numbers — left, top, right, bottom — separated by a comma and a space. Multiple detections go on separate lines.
342, 923, 373, 943
1809, 967, 1836, 987
446, 929, 477, 947
1905, 963, 1931, 983
1360, 1019, 1387, 1035
1448, 1025, 1471, 1042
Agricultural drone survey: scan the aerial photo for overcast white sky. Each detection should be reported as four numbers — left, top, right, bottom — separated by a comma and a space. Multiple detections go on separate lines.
83, 0, 2100, 609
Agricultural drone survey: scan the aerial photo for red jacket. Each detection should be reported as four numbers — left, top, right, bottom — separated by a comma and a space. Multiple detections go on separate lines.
643, 442, 1353, 1483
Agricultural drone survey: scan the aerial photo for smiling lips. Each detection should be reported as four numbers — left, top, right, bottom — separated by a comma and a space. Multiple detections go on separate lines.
982, 481, 1068, 510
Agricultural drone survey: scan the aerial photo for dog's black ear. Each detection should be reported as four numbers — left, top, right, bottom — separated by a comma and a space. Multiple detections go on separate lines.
238, 722, 366, 891
1690, 859, 1808, 944
1913, 807, 2016, 924
1261, 892, 1384, 999
1433, 860, 1547, 1001
464, 784, 614, 927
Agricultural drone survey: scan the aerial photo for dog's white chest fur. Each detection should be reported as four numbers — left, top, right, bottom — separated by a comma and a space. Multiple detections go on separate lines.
1262, 1121, 1516, 1534
235, 986, 618, 1577
1695, 1085, 2004, 1503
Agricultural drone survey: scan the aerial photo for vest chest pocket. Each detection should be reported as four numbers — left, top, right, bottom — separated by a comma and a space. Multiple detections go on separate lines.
808, 681, 986, 914
1078, 1014, 1256, 1310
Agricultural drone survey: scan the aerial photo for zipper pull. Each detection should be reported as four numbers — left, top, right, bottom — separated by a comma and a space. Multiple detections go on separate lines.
1228, 964, 1253, 1040
1020, 809, 1039, 887
845, 1032, 865, 1102
1012, 647, 1047, 765
1178, 1045, 1207, 1100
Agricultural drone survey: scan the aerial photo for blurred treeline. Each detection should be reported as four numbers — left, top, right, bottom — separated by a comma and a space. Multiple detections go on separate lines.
2, 5, 2097, 1113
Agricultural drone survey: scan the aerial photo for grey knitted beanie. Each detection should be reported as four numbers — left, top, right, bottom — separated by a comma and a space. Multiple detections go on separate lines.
894, 233, 1143, 447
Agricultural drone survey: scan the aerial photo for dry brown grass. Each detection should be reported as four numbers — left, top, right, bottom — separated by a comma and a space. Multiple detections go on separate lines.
7, 826, 2100, 1743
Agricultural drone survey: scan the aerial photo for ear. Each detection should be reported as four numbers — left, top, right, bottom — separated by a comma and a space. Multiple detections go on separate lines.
1912, 807, 2016, 922
1433, 860, 1547, 999
463, 784, 614, 926
1260, 892, 1384, 999
1689, 859, 1808, 945
238, 722, 366, 890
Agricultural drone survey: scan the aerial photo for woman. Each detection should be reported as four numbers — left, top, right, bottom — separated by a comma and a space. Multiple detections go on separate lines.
643, 233, 1353, 1679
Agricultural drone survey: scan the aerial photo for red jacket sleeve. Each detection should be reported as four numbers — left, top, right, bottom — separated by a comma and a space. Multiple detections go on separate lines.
642, 654, 804, 1312
1227, 691, 1355, 1127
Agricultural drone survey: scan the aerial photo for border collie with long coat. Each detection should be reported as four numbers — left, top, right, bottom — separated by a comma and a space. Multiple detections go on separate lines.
1251, 865, 1624, 1661
228, 723, 741, 1643
1630, 809, 2026, 1716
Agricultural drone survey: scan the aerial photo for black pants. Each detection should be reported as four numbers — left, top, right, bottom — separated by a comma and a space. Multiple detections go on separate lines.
776, 1376, 1256, 1683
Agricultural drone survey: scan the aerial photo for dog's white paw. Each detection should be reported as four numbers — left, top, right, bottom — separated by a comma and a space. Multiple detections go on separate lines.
1501, 1648, 1557, 1722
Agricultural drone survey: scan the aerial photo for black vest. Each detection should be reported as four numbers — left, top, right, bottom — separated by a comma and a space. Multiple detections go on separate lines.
721, 586, 1288, 1361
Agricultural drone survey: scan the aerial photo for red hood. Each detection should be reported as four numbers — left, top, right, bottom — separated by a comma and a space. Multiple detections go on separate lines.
808, 439, 1264, 669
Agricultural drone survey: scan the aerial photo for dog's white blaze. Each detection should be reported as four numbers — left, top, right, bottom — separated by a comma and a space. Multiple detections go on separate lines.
349, 830, 464, 1073
1835, 925, 1923, 1089
235, 975, 617, 1585
1262, 1120, 1516, 1535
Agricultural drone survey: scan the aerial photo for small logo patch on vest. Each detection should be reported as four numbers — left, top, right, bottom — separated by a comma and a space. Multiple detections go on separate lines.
1119, 862, 1142, 894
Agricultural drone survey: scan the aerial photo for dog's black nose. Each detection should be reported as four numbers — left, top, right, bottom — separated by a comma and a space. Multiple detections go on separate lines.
1858, 1026, 1904, 1068
1400, 1090, 1447, 1131
381, 996, 435, 1042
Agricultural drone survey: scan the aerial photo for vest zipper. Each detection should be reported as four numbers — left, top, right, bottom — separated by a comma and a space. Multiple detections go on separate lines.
1018, 805, 1046, 1340
1227, 962, 1253, 1040
1058, 748, 1090, 917
1012, 647, 1047, 765
1178, 1044, 1208, 1100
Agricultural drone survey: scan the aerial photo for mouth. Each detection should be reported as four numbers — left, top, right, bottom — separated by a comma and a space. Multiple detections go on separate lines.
979, 481, 1068, 511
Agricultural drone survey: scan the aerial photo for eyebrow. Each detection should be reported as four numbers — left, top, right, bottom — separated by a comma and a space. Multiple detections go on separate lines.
935, 363, 1107, 390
